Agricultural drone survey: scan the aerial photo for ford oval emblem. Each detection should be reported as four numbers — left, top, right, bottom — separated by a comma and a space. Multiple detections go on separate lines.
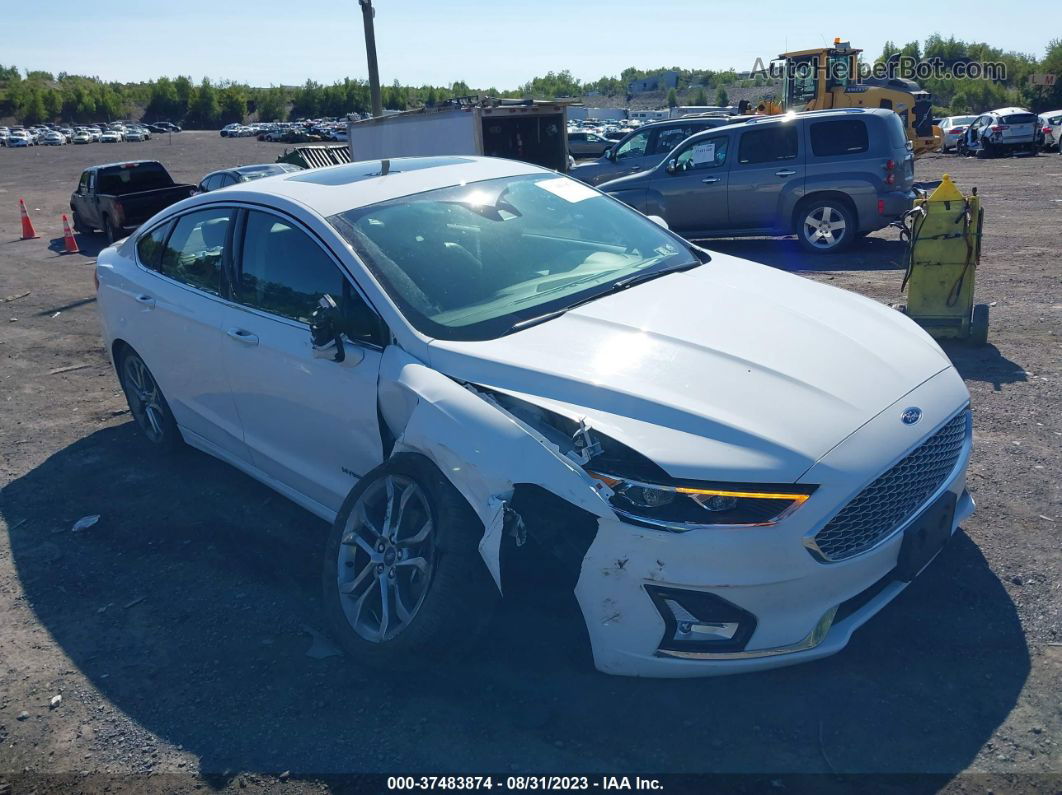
901, 407, 923, 425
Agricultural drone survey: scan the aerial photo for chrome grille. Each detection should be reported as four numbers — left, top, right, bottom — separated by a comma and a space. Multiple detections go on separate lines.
811, 410, 970, 562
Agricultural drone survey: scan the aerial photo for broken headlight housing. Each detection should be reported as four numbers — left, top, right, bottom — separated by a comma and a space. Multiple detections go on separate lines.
588, 472, 815, 531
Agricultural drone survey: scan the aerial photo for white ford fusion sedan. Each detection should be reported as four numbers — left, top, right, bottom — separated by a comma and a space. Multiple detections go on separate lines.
95, 156, 974, 677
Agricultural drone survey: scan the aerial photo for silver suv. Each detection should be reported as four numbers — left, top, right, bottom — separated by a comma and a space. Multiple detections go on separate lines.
601, 108, 915, 254
956, 107, 1042, 157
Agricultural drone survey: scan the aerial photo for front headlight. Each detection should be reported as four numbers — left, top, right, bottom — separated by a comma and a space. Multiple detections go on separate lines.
588, 472, 815, 531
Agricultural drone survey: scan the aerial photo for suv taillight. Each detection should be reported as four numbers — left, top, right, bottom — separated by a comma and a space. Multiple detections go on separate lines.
991, 125, 1007, 132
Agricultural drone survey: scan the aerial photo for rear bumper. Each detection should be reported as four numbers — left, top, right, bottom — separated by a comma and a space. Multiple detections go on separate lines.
871, 189, 915, 226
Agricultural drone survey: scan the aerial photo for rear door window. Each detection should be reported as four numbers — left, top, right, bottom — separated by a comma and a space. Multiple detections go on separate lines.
159, 208, 232, 294
136, 222, 171, 271
737, 125, 799, 164
810, 119, 869, 156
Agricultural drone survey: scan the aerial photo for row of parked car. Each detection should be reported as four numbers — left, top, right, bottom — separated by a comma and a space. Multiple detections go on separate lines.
566, 118, 642, 157
1, 120, 182, 148
938, 106, 1062, 156
218, 120, 350, 143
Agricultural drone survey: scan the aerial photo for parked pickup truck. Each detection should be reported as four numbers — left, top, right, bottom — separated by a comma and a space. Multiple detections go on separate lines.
70, 161, 194, 243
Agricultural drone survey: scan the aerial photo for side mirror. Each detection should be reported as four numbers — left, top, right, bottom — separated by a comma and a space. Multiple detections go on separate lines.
605, 147, 615, 161
647, 214, 669, 230
665, 158, 678, 174
310, 294, 346, 362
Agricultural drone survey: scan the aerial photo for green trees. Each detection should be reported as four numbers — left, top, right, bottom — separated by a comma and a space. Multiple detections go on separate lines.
188, 78, 221, 128
219, 83, 248, 124
2, 35, 1059, 128
256, 86, 289, 122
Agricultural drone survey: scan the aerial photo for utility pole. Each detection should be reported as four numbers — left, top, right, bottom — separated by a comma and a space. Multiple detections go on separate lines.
359, 0, 383, 117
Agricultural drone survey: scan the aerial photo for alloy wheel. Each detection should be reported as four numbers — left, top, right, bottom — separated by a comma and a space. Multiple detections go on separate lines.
121, 355, 166, 442
802, 205, 847, 250
336, 475, 436, 643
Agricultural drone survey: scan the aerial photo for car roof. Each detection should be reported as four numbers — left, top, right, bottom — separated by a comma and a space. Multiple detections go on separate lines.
90, 159, 160, 170
990, 107, 1032, 115
223, 155, 545, 217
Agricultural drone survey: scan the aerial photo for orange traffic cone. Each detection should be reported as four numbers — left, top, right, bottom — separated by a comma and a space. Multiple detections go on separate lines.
61, 214, 79, 254
19, 198, 39, 240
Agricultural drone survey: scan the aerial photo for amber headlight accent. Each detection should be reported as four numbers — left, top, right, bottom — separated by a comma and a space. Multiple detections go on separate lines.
588, 472, 815, 532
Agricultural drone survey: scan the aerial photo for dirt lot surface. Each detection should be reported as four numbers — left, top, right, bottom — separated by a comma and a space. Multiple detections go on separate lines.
0, 134, 1060, 792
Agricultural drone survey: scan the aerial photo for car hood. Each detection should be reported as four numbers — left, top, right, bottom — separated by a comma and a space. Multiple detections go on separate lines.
569, 158, 615, 184
598, 168, 652, 192
427, 253, 954, 483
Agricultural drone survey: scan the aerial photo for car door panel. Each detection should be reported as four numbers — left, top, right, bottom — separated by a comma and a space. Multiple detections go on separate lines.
647, 133, 731, 234
221, 209, 384, 513
120, 210, 249, 460
728, 123, 804, 231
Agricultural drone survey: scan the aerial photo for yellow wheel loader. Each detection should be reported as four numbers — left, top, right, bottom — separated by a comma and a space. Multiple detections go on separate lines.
757, 40, 942, 156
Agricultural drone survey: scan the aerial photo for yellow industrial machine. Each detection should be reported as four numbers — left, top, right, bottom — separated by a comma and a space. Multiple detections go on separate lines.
898, 174, 989, 344
758, 39, 942, 156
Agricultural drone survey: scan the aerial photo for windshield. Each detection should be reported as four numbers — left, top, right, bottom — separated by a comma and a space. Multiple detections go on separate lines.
327, 174, 700, 341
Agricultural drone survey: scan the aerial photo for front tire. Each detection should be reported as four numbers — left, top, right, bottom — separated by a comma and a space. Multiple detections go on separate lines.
322, 455, 499, 671
796, 198, 855, 254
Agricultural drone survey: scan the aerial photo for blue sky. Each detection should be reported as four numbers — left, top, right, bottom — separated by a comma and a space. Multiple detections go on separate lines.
3, 0, 1053, 87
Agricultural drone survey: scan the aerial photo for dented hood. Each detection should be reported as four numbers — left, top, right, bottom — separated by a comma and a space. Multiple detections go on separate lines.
427, 253, 952, 483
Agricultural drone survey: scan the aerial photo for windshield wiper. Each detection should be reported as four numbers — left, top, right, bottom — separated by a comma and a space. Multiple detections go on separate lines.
504, 259, 702, 335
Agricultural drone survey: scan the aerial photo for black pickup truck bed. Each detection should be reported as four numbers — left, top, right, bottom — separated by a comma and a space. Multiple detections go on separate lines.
70, 161, 194, 244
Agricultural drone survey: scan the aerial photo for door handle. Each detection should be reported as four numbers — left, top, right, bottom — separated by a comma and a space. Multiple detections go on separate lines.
701, 177, 720, 184
775, 169, 797, 177
226, 328, 259, 346
134, 294, 155, 309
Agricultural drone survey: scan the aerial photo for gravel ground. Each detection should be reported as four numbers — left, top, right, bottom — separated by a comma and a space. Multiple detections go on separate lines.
0, 134, 1059, 792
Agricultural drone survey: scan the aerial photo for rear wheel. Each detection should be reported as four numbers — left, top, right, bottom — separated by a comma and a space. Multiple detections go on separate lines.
103, 215, 116, 244
322, 455, 499, 671
796, 198, 855, 254
117, 348, 182, 451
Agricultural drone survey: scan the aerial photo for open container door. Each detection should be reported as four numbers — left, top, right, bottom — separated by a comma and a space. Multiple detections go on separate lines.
479, 104, 569, 173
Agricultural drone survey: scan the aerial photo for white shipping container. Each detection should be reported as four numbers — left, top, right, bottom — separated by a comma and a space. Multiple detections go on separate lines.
348, 101, 570, 172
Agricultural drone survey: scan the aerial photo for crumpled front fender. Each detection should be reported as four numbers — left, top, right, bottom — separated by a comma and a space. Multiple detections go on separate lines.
378, 346, 612, 591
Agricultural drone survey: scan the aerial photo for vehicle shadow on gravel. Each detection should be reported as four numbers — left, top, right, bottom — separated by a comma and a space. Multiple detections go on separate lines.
45, 233, 107, 259
943, 342, 1028, 392
3, 424, 1029, 778
700, 236, 907, 273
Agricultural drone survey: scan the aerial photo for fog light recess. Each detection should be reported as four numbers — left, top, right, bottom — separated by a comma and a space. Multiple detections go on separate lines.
646, 585, 757, 655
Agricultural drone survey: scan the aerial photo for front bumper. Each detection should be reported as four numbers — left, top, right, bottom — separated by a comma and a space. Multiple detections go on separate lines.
574, 367, 973, 677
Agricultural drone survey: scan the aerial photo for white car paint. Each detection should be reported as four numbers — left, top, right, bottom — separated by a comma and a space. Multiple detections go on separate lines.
939, 115, 975, 152
95, 156, 974, 677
